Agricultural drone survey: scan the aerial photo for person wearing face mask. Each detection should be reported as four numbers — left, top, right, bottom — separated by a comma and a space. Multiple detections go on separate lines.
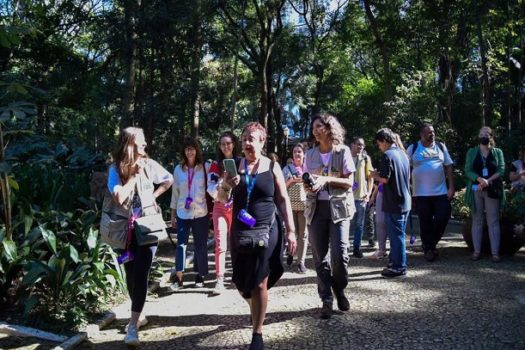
464, 126, 505, 262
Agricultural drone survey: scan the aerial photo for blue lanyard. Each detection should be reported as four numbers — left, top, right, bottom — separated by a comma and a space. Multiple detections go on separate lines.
244, 160, 258, 209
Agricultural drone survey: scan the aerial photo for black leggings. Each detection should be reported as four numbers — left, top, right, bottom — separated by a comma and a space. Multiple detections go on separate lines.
124, 241, 157, 313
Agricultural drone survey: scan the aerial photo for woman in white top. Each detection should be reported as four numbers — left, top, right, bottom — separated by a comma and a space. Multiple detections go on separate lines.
170, 137, 209, 289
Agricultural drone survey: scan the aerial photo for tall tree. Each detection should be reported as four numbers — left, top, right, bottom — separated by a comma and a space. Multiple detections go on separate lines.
218, 0, 286, 135
289, 0, 348, 112
121, 0, 140, 127
362, 0, 393, 100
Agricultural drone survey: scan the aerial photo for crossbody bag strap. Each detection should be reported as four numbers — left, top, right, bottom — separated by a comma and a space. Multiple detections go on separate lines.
203, 162, 208, 191
136, 168, 156, 215
287, 164, 296, 177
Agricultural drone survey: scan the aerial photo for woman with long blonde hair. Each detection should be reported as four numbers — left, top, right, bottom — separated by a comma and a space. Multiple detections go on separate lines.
107, 127, 173, 346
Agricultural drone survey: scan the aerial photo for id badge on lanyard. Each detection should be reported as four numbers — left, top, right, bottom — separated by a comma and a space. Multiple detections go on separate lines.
185, 167, 195, 209
481, 154, 489, 178
237, 160, 257, 228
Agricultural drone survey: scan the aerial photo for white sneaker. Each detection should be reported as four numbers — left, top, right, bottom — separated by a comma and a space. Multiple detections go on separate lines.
125, 317, 148, 332
194, 275, 205, 288
169, 275, 183, 291
211, 278, 225, 295
124, 324, 140, 346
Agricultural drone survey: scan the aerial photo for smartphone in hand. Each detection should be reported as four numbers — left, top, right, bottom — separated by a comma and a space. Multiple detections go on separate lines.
223, 159, 238, 177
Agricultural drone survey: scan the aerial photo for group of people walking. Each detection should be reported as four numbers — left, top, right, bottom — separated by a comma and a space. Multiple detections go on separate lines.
104, 113, 521, 349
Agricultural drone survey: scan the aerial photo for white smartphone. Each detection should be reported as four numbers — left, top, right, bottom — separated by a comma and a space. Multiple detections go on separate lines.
223, 159, 238, 177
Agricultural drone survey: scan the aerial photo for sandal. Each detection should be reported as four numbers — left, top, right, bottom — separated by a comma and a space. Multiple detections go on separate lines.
369, 250, 387, 260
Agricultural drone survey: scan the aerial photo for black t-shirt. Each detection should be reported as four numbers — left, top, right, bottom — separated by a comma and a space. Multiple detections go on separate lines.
379, 146, 411, 213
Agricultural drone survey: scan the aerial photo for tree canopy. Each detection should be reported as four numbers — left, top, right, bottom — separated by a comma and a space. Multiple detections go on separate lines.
1, 0, 524, 163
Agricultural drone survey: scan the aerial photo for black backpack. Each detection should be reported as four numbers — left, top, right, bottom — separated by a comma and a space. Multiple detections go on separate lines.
409, 141, 446, 158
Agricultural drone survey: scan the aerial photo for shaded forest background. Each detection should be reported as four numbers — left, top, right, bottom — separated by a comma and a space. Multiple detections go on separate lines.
2, 0, 525, 166
0, 0, 525, 329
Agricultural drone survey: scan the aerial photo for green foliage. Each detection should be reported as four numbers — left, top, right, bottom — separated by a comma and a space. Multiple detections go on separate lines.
451, 188, 470, 220
0, 208, 126, 331
502, 190, 525, 223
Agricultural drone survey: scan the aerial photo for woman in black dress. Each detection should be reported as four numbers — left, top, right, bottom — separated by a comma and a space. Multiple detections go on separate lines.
223, 122, 297, 350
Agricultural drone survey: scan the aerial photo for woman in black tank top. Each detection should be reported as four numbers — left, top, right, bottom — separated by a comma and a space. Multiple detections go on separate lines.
223, 122, 297, 350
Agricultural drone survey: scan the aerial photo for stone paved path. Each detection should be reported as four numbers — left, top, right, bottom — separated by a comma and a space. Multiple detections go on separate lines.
77, 232, 525, 350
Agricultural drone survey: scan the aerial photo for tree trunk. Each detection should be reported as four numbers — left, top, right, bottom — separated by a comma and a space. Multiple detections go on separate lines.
190, 0, 202, 138
259, 67, 268, 130
230, 57, 238, 130
477, 4, 492, 126
122, 0, 139, 127
313, 64, 324, 113
36, 103, 48, 135
363, 0, 392, 101
0, 123, 12, 240
506, 0, 512, 132
518, 1, 524, 125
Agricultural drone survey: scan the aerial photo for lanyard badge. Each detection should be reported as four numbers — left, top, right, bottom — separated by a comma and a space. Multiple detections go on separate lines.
185, 167, 195, 209
237, 160, 257, 227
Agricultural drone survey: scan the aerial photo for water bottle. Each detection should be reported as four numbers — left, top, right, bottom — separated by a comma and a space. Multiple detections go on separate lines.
237, 209, 256, 228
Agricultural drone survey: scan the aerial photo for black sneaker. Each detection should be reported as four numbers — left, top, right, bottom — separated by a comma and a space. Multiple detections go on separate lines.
368, 239, 376, 248
334, 291, 350, 311
381, 267, 407, 278
352, 249, 363, 258
320, 302, 333, 319
424, 250, 435, 262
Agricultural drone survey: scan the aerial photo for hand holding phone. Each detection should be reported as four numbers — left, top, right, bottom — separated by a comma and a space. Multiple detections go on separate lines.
223, 158, 238, 177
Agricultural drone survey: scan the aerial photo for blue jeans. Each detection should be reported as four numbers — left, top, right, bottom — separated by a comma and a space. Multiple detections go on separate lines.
351, 200, 366, 250
175, 215, 209, 276
308, 201, 350, 304
385, 212, 408, 271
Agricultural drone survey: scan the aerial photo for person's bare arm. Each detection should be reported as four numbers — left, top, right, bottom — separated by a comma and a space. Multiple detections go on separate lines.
273, 164, 297, 256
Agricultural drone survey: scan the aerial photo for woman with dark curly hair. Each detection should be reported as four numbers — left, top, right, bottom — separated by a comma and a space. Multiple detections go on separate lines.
207, 131, 241, 294
304, 113, 356, 319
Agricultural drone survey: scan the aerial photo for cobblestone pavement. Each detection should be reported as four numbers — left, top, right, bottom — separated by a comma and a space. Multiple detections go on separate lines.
75, 231, 525, 350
